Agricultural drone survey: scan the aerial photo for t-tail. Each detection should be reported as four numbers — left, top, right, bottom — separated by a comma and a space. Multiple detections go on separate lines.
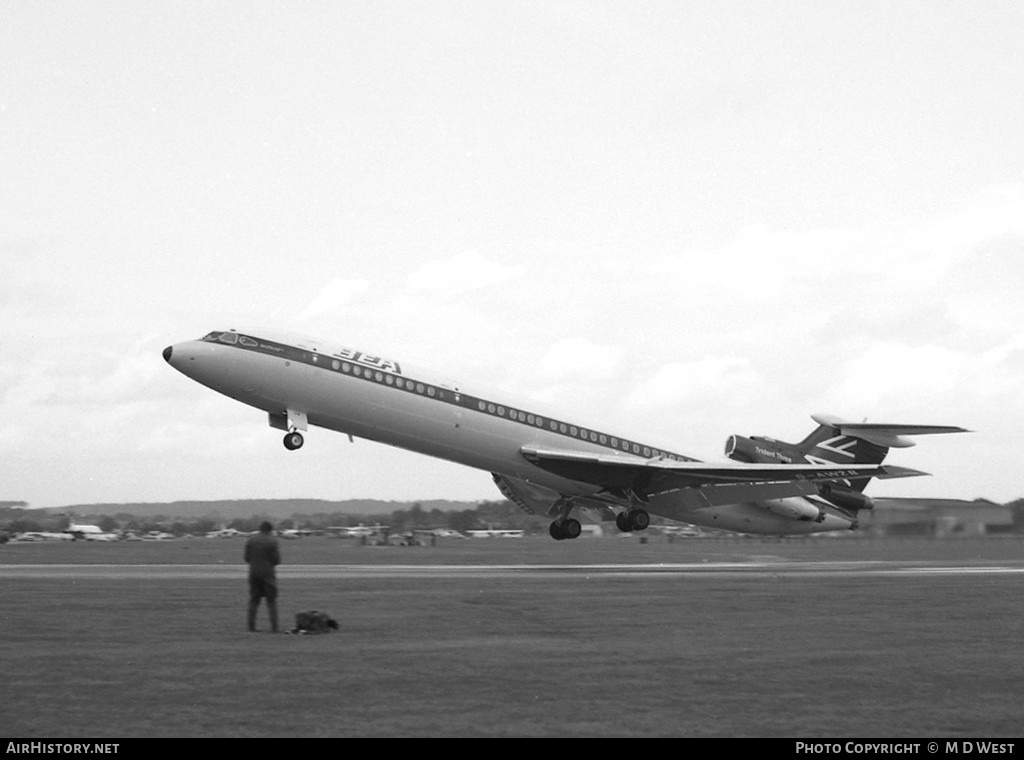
724, 414, 970, 515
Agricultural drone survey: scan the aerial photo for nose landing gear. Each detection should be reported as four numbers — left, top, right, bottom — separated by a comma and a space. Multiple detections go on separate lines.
269, 409, 308, 451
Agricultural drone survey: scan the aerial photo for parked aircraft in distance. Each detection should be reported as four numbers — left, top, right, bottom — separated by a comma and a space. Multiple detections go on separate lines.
140, 531, 175, 541
65, 522, 120, 541
205, 528, 249, 538
326, 524, 389, 538
277, 528, 318, 539
11, 531, 75, 542
424, 528, 466, 539
164, 330, 969, 541
466, 528, 524, 538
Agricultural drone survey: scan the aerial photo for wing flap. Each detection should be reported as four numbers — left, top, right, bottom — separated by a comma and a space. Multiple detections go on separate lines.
520, 445, 925, 495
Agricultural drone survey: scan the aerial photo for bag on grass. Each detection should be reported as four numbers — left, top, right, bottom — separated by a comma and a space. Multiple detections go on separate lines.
292, 610, 338, 634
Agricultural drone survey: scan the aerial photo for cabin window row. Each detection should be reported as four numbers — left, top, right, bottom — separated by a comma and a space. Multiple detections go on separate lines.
317, 346, 682, 462
472, 397, 681, 461
329, 358, 440, 398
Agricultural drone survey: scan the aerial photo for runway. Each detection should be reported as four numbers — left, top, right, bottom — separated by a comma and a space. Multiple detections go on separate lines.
4, 559, 1024, 579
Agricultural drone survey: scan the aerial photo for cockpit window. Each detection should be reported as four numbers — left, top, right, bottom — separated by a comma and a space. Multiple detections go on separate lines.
240, 336, 258, 347
218, 333, 238, 345
202, 332, 221, 342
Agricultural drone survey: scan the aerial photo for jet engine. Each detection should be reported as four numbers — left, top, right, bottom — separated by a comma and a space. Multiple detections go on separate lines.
817, 484, 875, 513
761, 497, 826, 522
724, 434, 793, 464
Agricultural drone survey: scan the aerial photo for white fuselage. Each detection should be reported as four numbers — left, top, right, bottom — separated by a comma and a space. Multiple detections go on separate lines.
164, 330, 855, 535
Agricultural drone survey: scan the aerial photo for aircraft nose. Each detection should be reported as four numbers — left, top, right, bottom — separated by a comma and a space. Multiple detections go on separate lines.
163, 345, 173, 363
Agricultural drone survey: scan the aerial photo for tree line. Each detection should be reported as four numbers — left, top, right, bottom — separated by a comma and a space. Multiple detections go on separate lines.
0, 500, 553, 537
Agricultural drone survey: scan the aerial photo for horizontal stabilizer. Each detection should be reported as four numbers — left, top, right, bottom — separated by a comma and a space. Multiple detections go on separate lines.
869, 465, 929, 479
810, 415, 971, 448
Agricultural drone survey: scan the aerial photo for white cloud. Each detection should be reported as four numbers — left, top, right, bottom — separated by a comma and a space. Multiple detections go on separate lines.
822, 339, 1024, 422
296, 278, 369, 321
625, 356, 764, 411
536, 337, 623, 382
405, 250, 523, 297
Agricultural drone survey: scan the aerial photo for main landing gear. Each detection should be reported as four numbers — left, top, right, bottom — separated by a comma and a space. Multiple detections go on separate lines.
616, 509, 650, 533
549, 517, 582, 541
548, 497, 583, 541
283, 431, 304, 450
546, 499, 652, 541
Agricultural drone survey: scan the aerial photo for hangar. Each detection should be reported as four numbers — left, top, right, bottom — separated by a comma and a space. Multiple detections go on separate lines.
862, 498, 1021, 537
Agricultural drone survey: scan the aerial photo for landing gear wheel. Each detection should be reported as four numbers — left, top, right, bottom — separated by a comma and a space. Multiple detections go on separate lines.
549, 518, 582, 541
283, 431, 304, 450
616, 511, 632, 532
630, 509, 650, 531
562, 518, 581, 540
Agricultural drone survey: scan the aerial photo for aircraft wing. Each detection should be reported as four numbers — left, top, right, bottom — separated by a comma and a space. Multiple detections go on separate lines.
520, 445, 926, 497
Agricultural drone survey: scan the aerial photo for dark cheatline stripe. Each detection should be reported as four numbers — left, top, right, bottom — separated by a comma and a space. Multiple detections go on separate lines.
205, 330, 694, 462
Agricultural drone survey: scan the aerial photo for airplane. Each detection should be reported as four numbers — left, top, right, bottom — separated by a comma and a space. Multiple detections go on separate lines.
326, 524, 389, 538
65, 522, 120, 542
465, 528, 525, 538
163, 329, 969, 541
140, 530, 176, 541
11, 531, 75, 542
277, 528, 318, 539
205, 527, 249, 538
422, 528, 467, 539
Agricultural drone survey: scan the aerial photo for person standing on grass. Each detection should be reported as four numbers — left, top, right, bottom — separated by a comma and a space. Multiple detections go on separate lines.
244, 521, 281, 632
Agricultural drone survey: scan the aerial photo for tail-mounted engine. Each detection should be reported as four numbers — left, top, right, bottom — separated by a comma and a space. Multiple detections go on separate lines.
816, 483, 875, 513
724, 434, 796, 464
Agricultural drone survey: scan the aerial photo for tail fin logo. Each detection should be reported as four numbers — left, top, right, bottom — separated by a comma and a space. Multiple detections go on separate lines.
812, 435, 858, 461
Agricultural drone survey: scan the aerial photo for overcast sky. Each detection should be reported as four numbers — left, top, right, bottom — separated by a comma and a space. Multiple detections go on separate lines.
2, 2, 1022, 510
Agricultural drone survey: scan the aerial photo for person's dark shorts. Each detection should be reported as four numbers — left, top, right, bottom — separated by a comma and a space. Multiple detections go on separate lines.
248, 575, 278, 603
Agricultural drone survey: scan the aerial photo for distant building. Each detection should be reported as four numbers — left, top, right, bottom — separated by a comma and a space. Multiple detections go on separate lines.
863, 498, 1015, 537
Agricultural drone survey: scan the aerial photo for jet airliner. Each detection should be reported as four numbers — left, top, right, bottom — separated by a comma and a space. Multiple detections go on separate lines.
163, 330, 968, 540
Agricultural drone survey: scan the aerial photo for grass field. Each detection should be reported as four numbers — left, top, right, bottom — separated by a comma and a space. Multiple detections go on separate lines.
1, 535, 1022, 738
